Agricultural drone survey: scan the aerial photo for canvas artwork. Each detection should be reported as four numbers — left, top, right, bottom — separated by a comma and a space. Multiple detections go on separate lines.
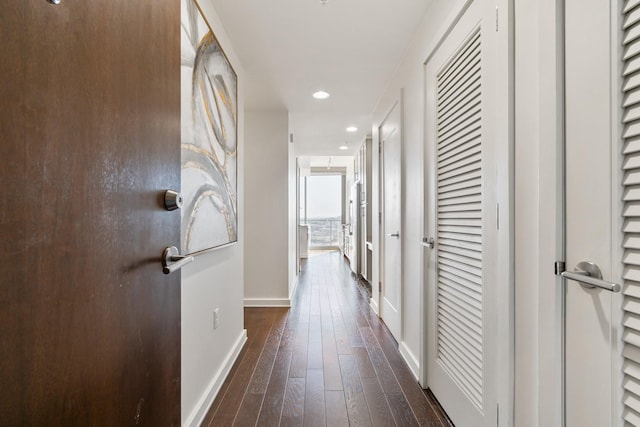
180, 0, 238, 254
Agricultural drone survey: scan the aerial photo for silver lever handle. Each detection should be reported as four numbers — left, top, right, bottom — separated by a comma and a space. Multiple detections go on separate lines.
387, 232, 400, 238
421, 237, 435, 249
559, 261, 621, 293
162, 246, 194, 274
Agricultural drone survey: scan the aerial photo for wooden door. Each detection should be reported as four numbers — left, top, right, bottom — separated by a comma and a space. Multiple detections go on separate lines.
564, 0, 619, 424
0, 1, 181, 425
424, 0, 503, 425
380, 101, 403, 341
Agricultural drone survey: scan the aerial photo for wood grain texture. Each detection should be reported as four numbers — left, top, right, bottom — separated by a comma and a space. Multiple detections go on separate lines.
206, 251, 448, 426
324, 391, 350, 427
304, 369, 326, 427
0, 0, 181, 425
361, 377, 397, 427
339, 354, 374, 426
281, 378, 305, 427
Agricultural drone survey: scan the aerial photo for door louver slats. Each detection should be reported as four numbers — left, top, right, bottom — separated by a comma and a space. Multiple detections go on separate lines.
435, 26, 483, 411
622, 3, 640, 423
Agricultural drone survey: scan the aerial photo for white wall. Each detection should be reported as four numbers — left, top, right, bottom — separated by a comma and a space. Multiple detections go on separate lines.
288, 115, 298, 298
371, 0, 470, 380
180, 2, 247, 426
244, 110, 293, 306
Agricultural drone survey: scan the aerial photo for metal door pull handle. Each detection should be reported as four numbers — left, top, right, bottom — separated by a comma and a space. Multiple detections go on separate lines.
387, 232, 400, 238
422, 237, 435, 249
162, 246, 194, 274
558, 261, 621, 293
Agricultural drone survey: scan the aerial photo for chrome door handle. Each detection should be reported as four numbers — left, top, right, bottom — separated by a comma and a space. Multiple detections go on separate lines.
558, 261, 621, 293
421, 237, 435, 249
162, 246, 194, 274
387, 232, 400, 238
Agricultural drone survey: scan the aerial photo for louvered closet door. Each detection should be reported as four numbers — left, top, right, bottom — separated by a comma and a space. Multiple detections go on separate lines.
424, 1, 499, 425
563, 0, 621, 425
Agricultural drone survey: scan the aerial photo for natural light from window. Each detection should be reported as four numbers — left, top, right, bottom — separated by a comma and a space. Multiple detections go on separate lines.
303, 174, 342, 248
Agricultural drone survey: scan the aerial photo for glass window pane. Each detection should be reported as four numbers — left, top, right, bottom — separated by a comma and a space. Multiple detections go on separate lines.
306, 175, 342, 248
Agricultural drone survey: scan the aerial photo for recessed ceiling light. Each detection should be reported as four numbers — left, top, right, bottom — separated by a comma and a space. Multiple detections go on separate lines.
312, 91, 330, 100
346, 126, 358, 132
339, 145, 349, 150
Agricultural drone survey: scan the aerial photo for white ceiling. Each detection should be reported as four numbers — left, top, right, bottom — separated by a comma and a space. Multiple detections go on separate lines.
210, 0, 431, 156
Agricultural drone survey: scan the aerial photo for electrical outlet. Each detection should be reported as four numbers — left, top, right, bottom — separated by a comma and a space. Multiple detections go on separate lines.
213, 308, 220, 330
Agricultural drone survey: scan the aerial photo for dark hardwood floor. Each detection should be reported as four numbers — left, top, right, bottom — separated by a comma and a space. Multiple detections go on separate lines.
203, 251, 452, 426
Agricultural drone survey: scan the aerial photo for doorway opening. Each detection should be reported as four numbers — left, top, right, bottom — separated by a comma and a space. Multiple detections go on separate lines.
302, 174, 344, 250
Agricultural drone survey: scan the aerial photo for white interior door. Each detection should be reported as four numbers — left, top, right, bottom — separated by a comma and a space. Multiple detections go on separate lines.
381, 101, 402, 341
424, 1, 501, 425
563, 1, 621, 425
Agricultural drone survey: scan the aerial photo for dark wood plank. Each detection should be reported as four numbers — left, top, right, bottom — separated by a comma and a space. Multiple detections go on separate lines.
360, 377, 397, 427
359, 327, 403, 394
339, 354, 373, 426
249, 308, 288, 394
209, 323, 272, 425
290, 320, 309, 378
362, 316, 443, 425
423, 388, 455, 427
387, 393, 420, 427
203, 333, 254, 424
234, 393, 264, 427
303, 370, 326, 427
327, 287, 353, 355
325, 391, 350, 427
353, 347, 377, 378
256, 350, 293, 426
320, 285, 343, 391
307, 315, 323, 370
281, 378, 306, 427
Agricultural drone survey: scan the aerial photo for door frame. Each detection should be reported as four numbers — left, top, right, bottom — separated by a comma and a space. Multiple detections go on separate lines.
419, 0, 515, 424
512, 0, 624, 424
379, 96, 404, 341
560, 0, 624, 424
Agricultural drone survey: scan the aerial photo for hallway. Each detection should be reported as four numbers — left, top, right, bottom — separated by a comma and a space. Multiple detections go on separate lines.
203, 251, 451, 426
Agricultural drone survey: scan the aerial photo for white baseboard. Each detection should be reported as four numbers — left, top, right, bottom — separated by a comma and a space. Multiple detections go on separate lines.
399, 341, 420, 382
369, 297, 379, 315
289, 276, 299, 302
244, 298, 291, 307
183, 330, 248, 427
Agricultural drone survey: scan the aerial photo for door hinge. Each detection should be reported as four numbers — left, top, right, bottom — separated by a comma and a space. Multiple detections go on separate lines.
378, 282, 382, 294
379, 212, 382, 224
554, 261, 566, 275
495, 5, 499, 32
496, 203, 500, 230
497, 403, 499, 426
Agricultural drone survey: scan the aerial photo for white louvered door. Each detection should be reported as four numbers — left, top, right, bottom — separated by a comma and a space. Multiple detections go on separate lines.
564, 0, 622, 425
424, 1, 499, 425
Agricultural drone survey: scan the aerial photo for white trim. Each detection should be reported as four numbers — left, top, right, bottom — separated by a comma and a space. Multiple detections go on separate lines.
369, 297, 379, 315
183, 330, 248, 427
399, 341, 420, 383
244, 298, 291, 308
610, 1, 623, 424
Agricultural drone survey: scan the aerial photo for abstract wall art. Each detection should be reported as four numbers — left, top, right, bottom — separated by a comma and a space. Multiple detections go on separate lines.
181, 0, 238, 254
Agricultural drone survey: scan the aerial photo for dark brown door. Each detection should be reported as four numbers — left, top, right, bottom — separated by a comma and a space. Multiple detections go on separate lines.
0, 1, 181, 425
